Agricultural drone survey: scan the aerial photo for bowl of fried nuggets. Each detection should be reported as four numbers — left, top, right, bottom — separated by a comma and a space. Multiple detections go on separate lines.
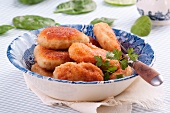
7, 22, 155, 102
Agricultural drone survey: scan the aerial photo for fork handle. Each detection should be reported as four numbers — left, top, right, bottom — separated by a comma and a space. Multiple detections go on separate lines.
132, 61, 163, 86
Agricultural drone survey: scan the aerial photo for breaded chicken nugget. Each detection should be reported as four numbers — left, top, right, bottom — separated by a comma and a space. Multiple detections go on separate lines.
37, 26, 89, 50
69, 42, 107, 64
69, 42, 120, 69
31, 63, 53, 77
109, 66, 133, 80
93, 22, 121, 51
53, 62, 104, 81
34, 45, 72, 70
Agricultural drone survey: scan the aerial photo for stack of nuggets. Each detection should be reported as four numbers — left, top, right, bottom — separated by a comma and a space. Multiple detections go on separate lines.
31, 23, 132, 82
31, 26, 105, 81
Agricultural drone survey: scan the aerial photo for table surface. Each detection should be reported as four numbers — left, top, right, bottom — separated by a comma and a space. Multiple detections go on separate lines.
0, 0, 169, 112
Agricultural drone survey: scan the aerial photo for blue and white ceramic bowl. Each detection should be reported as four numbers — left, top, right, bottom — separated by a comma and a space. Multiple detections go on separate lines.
7, 24, 154, 101
136, 0, 170, 26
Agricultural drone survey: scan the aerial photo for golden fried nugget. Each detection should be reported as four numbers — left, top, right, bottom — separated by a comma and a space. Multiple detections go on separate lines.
31, 63, 53, 77
69, 42, 107, 64
109, 66, 133, 80
37, 26, 89, 50
53, 62, 104, 81
69, 42, 120, 68
68, 43, 120, 68
123, 66, 133, 76
93, 22, 121, 51
34, 45, 72, 70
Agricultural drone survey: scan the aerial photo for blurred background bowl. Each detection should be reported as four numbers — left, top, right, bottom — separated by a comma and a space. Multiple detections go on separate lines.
136, 0, 170, 26
7, 24, 155, 102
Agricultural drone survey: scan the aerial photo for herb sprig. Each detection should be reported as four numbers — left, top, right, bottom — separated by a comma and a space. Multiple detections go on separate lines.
127, 48, 138, 61
94, 56, 117, 81
106, 49, 128, 70
94, 48, 138, 80
106, 48, 138, 69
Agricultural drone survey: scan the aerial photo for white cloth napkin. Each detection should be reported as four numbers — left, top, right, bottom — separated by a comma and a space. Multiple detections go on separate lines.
24, 66, 163, 113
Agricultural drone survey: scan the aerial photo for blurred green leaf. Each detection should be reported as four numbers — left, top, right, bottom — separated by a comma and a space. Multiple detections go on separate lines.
19, 0, 44, 5
0, 25, 15, 35
54, 0, 96, 15
131, 16, 152, 37
90, 17, 115, 26
13, 15, 56, 30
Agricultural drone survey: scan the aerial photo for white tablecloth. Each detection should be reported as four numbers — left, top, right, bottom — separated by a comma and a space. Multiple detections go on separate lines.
0, 0, 169, 112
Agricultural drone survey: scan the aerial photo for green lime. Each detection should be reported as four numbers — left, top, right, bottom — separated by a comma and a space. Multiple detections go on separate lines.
104, 0, 136, 6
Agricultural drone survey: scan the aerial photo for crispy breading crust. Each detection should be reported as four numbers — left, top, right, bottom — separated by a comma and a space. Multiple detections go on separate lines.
32, 25, 132, 82
69, 42, 120, 69
69, 42, 107, 64
34, 45, 72, 70
110, 66, 133, 80
53, 62, 104, 81
37, 26, 89, 50
93, 22, 121, 51
31, 63, 53, 77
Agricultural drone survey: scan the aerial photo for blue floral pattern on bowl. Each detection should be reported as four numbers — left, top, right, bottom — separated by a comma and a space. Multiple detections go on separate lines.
137, 8, 170, 21
7, 24, 155, 84
136, 0, 170, 22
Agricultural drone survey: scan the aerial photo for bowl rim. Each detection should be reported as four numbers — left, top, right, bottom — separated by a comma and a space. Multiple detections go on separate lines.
6, 24, 155, 84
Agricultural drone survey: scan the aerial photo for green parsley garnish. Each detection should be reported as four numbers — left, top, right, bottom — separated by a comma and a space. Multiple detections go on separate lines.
94, 56, 103, 67
95, 48, 138, 80
127, 48, 138, 61
116, 74, 124, 79
119, 59, 128, 70
106, 48, 138, 70
106, 49, 128, 70
112, 49, 122, 60
94, 56, 117, 80
107, 66, 117, 73
104, 72, 110, 81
